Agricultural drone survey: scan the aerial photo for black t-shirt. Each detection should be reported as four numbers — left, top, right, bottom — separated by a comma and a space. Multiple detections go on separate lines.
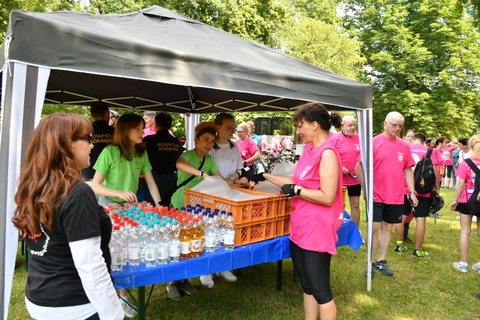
143, 129, 183, 174
24, 181, 112, 307
82, 120, 114, 179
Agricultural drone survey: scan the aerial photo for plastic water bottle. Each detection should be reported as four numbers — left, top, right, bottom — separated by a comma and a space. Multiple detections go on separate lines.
140, 220, 149, 263
223, 212, 235, 250
189, 218, 202, 258
219, 210, 227, 247
110, 225, 123, 271
157, 221, 169, 265
127, 222, 141, 266
169, 220, 180, 262
204, 214, 217, 253
180, 219, 191, 259
144, 223, 157, 267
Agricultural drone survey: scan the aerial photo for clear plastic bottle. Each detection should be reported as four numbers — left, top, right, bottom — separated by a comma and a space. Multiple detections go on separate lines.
127, 221, 141, 266
219, 210, 227, 247
168, 220, 180, 263
157, 221, 169, 265
180, 219, 191, 260
110, 225, 123, 271
223, 212, 235, 250
189, 218, 202, 258
144, 223, 157, 267
140, 220, 149, 263
204, 214, 217, 253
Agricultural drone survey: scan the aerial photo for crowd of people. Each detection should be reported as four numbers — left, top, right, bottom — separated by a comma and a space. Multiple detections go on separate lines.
12, 103, 480, 320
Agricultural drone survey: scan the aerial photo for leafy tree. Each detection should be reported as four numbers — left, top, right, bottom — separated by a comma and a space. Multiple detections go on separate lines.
344, 0, 480, 138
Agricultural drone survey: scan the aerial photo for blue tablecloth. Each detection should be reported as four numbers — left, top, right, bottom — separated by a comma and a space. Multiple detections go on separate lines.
113, 219, 362, 289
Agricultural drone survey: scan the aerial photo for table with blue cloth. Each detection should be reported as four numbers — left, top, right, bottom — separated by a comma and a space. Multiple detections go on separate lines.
113, 218, 362, 320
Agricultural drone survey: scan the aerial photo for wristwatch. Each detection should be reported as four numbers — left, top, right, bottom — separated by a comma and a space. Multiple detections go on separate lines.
296, 186, 303, 196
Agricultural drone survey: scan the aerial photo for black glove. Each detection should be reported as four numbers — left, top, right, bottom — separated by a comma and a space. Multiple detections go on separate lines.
281, 184, 296, 197
250, 173, 266, 183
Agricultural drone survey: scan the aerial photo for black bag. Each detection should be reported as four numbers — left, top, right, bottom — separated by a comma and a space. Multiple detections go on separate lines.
464, 158, 480, 215
414, 148, 436, 194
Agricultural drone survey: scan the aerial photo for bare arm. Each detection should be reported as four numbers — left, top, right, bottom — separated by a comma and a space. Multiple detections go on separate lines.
144, 171, 161, 204
404, 167, 418, 206
176, 157, 203, 177
450, 178, 465, 210
295, 149, 339, 206
91, 171, 138, 203
244, 150, 261, 165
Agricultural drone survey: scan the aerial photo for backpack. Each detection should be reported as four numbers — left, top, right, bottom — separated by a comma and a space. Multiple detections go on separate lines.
464, 158, 480, 215
414, 148, 436, 194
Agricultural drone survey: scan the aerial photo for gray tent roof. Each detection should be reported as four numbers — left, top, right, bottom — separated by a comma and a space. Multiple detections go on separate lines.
1, 6, 372, 113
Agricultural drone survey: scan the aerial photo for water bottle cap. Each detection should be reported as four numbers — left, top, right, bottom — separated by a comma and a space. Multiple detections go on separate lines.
113, 225, 120, 230
131, 221, 138, 227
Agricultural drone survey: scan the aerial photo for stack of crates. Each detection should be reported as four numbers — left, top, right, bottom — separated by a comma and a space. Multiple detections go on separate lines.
184, 187, 278, 246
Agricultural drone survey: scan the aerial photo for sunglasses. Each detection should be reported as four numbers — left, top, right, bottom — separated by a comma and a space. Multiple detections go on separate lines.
73, 134, 93, 144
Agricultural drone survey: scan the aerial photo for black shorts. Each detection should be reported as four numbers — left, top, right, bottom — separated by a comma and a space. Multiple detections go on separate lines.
445, 165, 453, 178
402, 195, 430, 218
290, 241, 333, 305
346, 184, 361, 197
373, 202, 403, 223
456, 202, 480, 216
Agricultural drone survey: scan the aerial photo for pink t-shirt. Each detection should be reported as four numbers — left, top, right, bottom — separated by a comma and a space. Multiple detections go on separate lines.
441, 146, 456, 166
330, 132, 360, 186
270, 137, 281, 154
290, 140, 343, 254
261, 139, 269, 152
456, 158, 480, 203
406, 144, 439, 198
282, 138, 294, 150
235, 138, 259, 167
142, 128, 156, 138
373, 134, 415, 204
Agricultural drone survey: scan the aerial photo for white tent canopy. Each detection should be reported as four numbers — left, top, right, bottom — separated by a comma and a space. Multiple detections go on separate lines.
0, 6, 373, 318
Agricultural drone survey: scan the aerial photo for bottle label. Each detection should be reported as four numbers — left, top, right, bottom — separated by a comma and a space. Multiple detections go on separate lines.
190, 239, 201, 252
180, 241, 191, 254
158, 246, 169, 259
205, 235, 216, 248
145, 248, 156, 261
169, 244, 180, 257
112, 252, 123, 265
224, 230, 235, 246
128, 246, 140, 260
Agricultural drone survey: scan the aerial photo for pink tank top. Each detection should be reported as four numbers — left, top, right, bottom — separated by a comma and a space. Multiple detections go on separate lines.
290, 140, 343, 254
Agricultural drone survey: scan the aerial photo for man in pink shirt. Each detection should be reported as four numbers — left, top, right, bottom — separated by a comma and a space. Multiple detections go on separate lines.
394, 133, 439, 258
365, 112, 418, 277
330, 115, 361, 226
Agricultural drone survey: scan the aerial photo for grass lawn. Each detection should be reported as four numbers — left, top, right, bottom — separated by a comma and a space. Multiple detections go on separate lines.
7, 188, 480, 319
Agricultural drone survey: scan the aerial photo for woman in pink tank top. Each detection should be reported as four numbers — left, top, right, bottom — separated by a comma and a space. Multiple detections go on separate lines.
251, 102, 343, 320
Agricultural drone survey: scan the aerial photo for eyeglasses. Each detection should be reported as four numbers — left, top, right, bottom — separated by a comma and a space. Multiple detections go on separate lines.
221, 126, 236, 132
237, 131, 245, 134
73, 134, 93, 144
387, 121, 404, 129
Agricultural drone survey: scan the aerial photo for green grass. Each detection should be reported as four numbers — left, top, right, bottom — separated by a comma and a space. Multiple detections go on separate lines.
8, 189, 480, 319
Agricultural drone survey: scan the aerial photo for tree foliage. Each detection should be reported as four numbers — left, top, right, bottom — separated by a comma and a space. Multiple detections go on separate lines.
344, 0, 480, 139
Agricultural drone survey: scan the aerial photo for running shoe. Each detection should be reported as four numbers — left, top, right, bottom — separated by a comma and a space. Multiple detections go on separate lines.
452, 261, 468, 273
412, 249, 429, 258
119, 298, 137, 318
176, 279, 197, 295
217, 270, 238, 282
472, 262, 480, 273
166, 282, 182, 299
374, 260, 394, 276
394, 244, 408, 254
200, 274, 215, 288
363, 263, 375, 278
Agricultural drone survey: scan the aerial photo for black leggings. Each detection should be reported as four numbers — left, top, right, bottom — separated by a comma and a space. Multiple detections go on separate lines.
290, 241, 333, 304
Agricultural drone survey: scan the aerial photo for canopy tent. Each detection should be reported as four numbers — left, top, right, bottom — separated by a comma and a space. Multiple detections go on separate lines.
0, 6, 374, 318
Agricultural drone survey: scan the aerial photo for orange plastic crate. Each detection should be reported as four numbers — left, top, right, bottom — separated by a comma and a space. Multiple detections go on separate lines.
274, 216, 291, 237
234, 218, 276, 246
184, 187, 278, 224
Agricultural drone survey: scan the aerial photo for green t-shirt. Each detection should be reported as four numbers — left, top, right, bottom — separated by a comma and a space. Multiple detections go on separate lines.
171, 149, 218, 209
93, 145, 152, 202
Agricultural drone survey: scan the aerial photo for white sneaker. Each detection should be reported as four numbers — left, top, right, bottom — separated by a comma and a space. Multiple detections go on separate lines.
472, 262, 480, 273
120, 298, 137, 318
217, 270, 237, 282
453, 261, 468, 273
200, 274, 214, 288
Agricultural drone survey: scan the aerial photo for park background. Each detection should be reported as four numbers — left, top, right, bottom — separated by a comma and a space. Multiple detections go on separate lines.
2, 0, 480, 319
